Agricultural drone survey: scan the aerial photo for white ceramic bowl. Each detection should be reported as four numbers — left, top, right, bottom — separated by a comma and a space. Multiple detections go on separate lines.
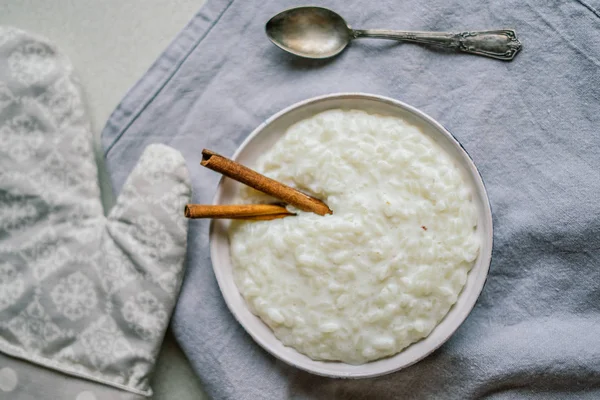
209, 93, 493, 378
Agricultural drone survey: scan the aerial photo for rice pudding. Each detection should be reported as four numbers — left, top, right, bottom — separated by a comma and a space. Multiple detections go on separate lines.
229, 109, 479, 364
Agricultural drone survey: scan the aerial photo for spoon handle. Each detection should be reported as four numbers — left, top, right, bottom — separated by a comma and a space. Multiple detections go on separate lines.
352, 29, 521, 61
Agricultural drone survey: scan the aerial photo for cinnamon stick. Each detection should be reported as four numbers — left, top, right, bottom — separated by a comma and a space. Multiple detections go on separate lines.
184, 204, 295, 220
201, 149, 333, 216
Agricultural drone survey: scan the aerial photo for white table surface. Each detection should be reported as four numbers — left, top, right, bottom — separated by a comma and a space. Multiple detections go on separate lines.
1, 1, 208, 399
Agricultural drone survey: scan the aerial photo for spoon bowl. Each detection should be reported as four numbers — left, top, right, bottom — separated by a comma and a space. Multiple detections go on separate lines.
266, 7, 351, 59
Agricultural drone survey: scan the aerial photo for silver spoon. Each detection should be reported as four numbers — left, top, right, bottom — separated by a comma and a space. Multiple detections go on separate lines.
266, 7, 522, 61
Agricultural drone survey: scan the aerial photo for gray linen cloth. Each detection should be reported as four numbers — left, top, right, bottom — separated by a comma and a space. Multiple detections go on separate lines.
101, 0, 600, 398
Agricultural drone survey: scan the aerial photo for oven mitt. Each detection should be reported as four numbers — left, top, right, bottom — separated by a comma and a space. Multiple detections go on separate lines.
0, 27, 191, 399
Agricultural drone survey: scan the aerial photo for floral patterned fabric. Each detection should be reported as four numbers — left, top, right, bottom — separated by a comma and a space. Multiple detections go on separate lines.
0, 27, 191, 397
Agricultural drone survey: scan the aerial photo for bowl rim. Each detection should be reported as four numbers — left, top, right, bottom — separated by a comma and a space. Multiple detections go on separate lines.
209, 92, 493, 378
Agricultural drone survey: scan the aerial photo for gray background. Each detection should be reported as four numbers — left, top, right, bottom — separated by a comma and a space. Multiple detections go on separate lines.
99, 0, 600, 398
